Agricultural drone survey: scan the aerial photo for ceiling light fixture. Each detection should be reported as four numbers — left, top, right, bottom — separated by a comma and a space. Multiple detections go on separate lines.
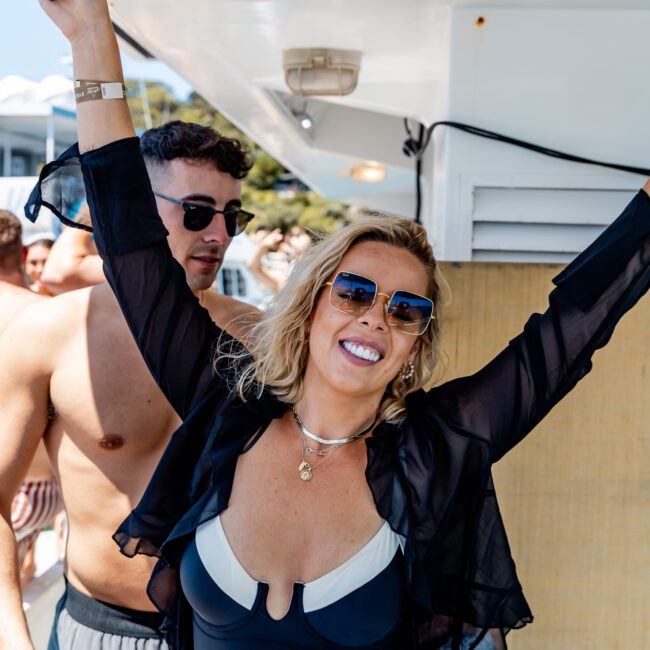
348, 162, 387, 184
283, 48, 362, 96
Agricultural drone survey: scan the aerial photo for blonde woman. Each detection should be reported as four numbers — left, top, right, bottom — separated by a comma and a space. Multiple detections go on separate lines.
37, 2, 650, 649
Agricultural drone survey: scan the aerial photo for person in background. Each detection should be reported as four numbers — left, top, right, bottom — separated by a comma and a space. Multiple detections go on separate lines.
248, 224, 270, 245
24, 233, 55, 295
0, 211, 35, 314
247, 226, 287, 293
286, 225, 312, 260
40, 205, 105, 294
248, 225, 312, 294
0, 212, 62, 588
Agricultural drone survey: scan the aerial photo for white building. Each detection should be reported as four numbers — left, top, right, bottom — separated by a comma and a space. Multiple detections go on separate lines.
0, 75, 77, 239
0, 75, 76, 177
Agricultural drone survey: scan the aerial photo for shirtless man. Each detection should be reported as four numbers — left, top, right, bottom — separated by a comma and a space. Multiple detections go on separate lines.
0, 121, 259, 649
0, 210, 42, 330
0, 212, 61, 586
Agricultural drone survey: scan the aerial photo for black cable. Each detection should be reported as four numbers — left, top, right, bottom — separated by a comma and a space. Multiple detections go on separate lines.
426, 121, 650, 175
414, 124, 424, 224
404, 119, 650, 222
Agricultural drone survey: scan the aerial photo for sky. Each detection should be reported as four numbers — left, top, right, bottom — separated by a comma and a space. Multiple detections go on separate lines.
0, 3, 193, 98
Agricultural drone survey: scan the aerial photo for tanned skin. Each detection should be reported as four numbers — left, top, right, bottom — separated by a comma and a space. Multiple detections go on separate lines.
40, 227, 105, 294
0, 267, 52, 483
0, 247, 52, 613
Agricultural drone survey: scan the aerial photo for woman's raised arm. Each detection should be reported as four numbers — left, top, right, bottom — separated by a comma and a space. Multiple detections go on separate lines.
39, 0, 133, 151
427, 187, 650, 462
39, 0, 226, 418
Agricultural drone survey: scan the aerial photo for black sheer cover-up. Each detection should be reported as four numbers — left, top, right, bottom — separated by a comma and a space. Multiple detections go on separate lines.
27, 138, 650, 649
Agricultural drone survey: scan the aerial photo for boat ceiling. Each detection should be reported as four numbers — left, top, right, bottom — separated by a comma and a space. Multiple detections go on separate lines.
109, 0, 650, 261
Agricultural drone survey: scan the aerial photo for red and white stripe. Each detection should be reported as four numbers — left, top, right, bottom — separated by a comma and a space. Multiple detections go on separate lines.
12, 478, 63, 544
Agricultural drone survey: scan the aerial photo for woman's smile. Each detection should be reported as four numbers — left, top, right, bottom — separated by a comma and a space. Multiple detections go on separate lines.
339, 338, 385, 366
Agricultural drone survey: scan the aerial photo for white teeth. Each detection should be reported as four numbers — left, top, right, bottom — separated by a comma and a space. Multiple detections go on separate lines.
342, 341, 381, 362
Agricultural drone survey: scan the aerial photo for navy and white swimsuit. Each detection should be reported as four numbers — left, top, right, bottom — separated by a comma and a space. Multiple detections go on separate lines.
180, 516, 406, 648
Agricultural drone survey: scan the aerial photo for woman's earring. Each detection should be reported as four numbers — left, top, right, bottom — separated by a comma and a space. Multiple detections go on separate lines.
399, 361, 415, 383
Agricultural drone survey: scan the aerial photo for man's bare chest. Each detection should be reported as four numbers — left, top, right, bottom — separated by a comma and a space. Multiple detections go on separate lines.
48, 314, 180, 455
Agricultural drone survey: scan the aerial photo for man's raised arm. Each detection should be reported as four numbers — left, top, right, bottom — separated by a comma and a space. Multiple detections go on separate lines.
40, 227, 105, 294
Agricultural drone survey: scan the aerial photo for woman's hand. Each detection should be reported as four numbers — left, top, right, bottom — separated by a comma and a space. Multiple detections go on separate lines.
38, 0, 112, 44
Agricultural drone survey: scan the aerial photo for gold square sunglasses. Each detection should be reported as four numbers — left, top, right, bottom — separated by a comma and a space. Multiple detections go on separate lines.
325, 271, 434, 336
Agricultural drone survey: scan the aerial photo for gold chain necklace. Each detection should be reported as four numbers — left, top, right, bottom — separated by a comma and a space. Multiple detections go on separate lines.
297, 431, 341, 481
292, 407, 376, 482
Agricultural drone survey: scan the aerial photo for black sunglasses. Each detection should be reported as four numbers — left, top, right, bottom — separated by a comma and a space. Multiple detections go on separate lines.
325, 271, 434, 336
154, 192, 254, 237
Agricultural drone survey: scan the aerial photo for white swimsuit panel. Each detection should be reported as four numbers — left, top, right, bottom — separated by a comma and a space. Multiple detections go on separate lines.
195, 516, 402, 613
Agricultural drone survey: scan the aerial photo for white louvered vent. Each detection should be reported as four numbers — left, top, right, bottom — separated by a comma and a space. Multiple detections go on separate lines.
471, 187, 637, 263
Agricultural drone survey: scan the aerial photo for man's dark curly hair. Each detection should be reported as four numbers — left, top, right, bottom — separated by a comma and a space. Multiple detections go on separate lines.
140, 120, 253, 180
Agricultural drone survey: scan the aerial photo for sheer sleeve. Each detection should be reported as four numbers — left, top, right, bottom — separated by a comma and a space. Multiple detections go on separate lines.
429, 190, 650, 462
79, 137, 225, 419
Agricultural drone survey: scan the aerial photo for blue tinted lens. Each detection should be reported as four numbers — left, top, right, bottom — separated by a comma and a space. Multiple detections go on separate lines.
330, 272, 377, 313
387, 291, 433, 334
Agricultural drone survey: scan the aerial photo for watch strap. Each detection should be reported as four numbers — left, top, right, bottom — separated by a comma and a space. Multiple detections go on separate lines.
75, 80, 127, 103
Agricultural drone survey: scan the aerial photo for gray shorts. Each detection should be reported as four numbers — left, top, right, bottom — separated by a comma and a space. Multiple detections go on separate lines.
47, 581, 169, 650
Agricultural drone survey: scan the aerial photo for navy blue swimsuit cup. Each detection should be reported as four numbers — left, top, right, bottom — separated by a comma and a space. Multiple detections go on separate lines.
179, 518, 406, 649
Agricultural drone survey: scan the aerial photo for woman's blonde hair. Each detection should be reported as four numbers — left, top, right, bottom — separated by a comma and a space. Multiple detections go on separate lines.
223, 214, 444, 424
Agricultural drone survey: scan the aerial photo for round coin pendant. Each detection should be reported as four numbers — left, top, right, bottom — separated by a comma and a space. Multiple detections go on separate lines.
298, 460, 313, 481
